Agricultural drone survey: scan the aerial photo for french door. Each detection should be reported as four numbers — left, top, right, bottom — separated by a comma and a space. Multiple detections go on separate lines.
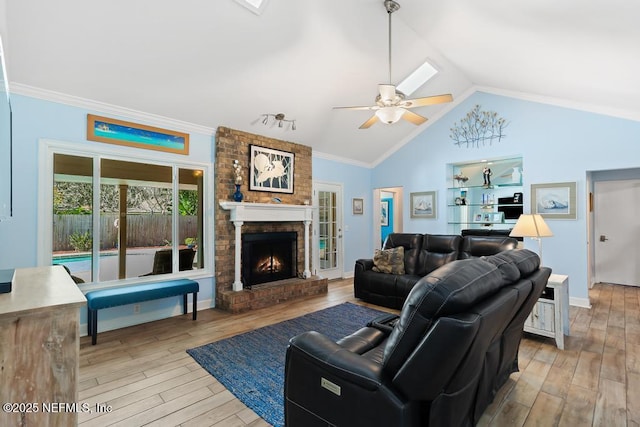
313, 182, 344, 279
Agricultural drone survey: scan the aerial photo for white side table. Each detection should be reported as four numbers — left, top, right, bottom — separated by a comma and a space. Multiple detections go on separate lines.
524, 274, 569, 350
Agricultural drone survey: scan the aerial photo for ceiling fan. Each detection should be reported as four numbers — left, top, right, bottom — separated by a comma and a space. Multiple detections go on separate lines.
334, 0, 453, 129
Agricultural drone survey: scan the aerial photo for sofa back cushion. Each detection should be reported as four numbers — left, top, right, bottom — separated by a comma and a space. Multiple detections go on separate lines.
461, 228, 514, 237
488, 248, 540, 276
458, 236, 519, 259
383, 233, 423, 275
382, 257, 514, 373
416, 234, 462, 276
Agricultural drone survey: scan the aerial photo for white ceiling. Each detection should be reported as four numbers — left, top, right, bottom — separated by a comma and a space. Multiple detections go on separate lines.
3, 0, 640, 165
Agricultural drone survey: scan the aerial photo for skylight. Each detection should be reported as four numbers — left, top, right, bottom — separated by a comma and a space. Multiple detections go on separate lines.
234, 0, 270, 15
397, 60, 438, 96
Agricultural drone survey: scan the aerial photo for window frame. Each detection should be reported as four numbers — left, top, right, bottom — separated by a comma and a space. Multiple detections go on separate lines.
38, 139, 213, 291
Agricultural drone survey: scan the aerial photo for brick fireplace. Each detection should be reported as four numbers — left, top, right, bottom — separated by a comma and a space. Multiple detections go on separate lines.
215, 127, 328, 313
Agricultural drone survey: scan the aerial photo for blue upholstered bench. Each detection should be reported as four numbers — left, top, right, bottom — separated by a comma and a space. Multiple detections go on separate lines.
86, 279, 199, 345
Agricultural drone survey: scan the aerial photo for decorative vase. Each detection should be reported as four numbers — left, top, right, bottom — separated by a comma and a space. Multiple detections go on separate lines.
511, 167, 522, 184
233, 184, 243, 202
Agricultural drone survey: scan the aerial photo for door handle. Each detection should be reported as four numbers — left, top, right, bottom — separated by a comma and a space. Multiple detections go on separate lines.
599, 235, 608, 242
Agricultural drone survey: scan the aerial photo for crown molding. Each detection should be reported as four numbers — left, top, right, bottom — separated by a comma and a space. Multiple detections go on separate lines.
312, 150, 372, 169
476, 85, 640, 123
10, 82, 216, 135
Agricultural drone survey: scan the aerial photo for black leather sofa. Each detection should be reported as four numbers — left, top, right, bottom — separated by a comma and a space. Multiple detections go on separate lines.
354, 233, 518, 309
285, 249, 551, 427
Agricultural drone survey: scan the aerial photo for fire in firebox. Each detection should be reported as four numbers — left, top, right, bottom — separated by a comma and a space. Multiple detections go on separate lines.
256, 256, 283, 273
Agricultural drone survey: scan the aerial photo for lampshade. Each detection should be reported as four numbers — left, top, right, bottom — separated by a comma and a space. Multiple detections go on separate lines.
509, 214, 553, 238
375, 106, 404, 124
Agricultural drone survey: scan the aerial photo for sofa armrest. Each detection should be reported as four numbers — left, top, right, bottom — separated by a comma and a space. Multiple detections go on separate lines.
288, 331, 383, 390
355, 258, 374, 271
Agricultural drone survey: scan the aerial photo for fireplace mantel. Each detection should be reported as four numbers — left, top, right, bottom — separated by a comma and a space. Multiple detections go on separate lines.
219, 201, 313, 291
219, 201, 313, 222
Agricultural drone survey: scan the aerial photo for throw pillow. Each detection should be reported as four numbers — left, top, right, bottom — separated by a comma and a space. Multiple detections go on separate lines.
372, 246, 405, 274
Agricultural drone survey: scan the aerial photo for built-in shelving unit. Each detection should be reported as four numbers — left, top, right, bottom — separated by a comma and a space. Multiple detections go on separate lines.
447, 157, 524, 235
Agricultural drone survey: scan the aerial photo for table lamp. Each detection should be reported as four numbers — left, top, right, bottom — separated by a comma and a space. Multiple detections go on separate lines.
509, 214, 553, 264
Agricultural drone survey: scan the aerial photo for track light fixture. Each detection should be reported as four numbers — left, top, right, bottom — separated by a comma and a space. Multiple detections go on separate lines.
259, 113, 297, 131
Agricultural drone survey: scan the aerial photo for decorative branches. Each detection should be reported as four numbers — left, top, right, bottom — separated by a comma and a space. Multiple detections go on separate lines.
450, 105, 508, 148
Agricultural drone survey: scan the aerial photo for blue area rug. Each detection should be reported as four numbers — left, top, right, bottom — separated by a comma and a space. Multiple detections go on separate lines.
187, 302, 387, 427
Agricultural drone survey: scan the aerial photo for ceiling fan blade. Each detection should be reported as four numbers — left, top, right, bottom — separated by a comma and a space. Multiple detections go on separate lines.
402, 109, 428, 126
359, 115, 379, 129
333, 105, 375, 111
378, 84, 397, 102
403, 94, 453, 108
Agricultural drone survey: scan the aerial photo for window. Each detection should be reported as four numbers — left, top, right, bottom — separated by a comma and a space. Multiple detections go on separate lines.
396, 60, 438, 96
50, 151, 207, 286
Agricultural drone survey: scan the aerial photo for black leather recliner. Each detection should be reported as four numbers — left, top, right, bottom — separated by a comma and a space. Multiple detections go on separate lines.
285, 249, 550, 427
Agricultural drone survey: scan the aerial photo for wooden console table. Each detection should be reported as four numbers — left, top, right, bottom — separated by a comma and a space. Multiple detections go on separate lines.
0, 266, 86, 426
524, 273, 570, 350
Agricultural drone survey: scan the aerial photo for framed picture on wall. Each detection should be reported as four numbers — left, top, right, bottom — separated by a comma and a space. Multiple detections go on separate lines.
352, 198, 364, 215
249, 145, 295, 194
491, 212, 504, 223
87, 114, 189, 155
381, 200, 389, 226
531, 182, 577, 220
410, 191, 436, 219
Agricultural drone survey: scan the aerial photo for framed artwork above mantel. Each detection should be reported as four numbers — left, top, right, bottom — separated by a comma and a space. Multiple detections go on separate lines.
249, 145, 295, 194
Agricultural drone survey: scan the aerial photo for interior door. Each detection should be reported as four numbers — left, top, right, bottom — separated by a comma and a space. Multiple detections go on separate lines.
313, 182, 343, 279
594, 179, 640, 286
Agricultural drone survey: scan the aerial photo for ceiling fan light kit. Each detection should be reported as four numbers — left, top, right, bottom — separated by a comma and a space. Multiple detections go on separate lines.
333, 0, 453, 128
376, 106, 404, 124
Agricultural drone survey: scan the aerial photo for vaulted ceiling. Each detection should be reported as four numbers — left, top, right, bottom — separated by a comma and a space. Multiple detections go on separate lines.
3, 0, 639, 165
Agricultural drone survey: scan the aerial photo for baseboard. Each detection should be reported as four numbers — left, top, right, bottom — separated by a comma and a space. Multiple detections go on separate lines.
569, 296, 591, 309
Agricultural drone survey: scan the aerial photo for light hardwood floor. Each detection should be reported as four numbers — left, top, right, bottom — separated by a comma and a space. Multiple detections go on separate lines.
78, 280, 640, 426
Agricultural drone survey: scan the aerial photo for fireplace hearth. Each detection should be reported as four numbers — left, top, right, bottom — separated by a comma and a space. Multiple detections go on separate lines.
242, 231, 297, 288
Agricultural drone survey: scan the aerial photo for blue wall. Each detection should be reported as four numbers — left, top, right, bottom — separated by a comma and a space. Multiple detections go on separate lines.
0, 94, 216, 333
373, 91, 640, 305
